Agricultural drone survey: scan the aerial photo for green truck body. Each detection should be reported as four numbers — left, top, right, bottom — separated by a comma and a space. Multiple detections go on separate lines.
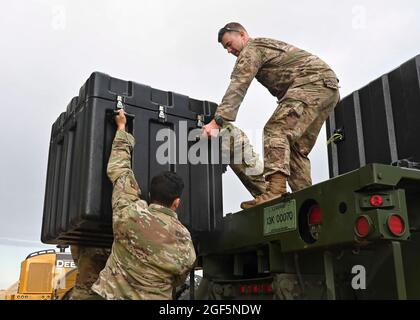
197, 164, 420, 299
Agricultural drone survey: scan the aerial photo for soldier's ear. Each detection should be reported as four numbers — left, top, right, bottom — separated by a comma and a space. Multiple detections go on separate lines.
171, 198, 181, 211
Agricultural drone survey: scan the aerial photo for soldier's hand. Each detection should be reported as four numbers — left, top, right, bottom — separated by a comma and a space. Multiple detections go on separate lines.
202, 119, 221, 139
115, 109, 127, 131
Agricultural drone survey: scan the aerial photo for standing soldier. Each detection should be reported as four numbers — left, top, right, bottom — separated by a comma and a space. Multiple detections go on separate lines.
91, 110, 196, 300
203, 22, 340, 209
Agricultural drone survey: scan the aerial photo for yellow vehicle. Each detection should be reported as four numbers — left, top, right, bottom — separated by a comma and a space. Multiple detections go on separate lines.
6, 248, 77, 300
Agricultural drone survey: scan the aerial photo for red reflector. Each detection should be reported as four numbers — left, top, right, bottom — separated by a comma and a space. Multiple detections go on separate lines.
370, 195, 384, 207
240, 284, 273, 294
355, 216, 371, 237
388, 215, 405, 236
252, 285, 259, 294
263, 284, 273, 294
308, 205, 322, 225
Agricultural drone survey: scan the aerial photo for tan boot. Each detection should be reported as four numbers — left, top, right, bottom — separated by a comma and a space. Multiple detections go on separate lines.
240, 199, 256, 209
240, 173, 287, 209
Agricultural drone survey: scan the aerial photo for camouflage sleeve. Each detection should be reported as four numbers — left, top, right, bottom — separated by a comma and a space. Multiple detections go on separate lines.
107, 130, 143, 209
173, 243, 197, 287
214, 45, 264, 122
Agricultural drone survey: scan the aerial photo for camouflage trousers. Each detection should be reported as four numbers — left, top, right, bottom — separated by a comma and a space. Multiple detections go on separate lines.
69, 245, 111, 300
264, 80, 340, 191
220, 124, 267, 197
220, 79, 339, 193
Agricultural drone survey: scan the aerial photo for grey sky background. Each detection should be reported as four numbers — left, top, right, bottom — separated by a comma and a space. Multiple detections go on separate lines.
1, 0, 419, 289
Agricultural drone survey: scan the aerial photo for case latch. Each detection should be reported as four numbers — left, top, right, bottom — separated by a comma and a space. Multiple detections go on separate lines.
116, 95, 124, 110
158, 105, 167, 123
197, 114, 204, 128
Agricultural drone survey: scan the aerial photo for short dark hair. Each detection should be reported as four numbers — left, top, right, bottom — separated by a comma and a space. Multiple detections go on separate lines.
150, 171, 184, 207
218, 22, 247, 43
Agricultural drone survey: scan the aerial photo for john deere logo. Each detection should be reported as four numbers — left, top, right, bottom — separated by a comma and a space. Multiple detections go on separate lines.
56, 253, 76, 268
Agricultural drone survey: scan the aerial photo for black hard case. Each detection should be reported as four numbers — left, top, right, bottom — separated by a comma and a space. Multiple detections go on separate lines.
327, 55, 420, 177
41, 72, 223, 246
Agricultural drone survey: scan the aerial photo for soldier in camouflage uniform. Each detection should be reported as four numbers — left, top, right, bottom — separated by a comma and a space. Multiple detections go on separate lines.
203, 22, 340, 208
91, 109, 196, 300
69, 245, 111, 300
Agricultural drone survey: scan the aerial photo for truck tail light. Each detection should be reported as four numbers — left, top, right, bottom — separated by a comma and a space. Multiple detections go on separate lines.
370, 195, 384, 207
308, 205, 322, 225
387, 215, 405, 236
355, 215, 371, 237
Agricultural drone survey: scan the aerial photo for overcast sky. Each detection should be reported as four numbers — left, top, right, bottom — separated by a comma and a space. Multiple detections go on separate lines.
0, 0, 419, 289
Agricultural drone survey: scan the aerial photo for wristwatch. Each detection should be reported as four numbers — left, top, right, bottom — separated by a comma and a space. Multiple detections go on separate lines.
214, 115, 225, 127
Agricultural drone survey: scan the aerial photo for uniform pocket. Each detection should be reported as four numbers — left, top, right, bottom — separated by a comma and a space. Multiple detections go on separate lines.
280, 88, 313, 106
267, 99, 306, 130
291, 74, 323, 88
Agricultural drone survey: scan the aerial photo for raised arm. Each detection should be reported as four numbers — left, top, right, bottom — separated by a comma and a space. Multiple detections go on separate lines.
107, 110, 143, 209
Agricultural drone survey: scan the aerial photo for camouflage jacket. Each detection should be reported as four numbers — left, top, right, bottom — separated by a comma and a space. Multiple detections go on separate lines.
91, 130, 196, 300
215, 37, 338, 121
